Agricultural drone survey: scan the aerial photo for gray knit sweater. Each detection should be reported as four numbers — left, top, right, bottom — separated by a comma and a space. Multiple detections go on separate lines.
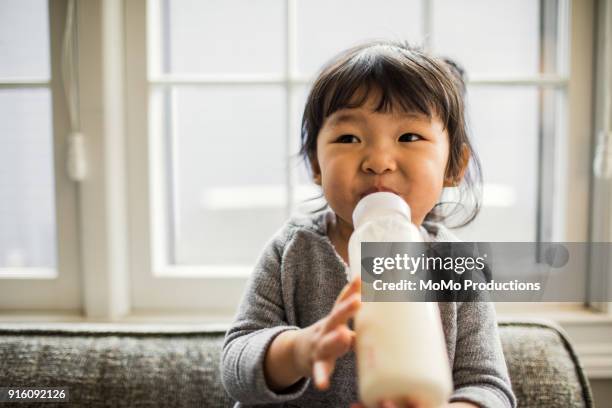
221, 208, 517, 408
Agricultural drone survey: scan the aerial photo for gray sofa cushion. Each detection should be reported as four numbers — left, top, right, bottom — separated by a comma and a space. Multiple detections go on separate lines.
0, 320, 593, 407
0, 325, 233, 407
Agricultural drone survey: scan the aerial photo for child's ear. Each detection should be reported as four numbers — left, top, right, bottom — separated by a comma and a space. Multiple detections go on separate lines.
311, 157, 322, 185
444, 144, 470, 187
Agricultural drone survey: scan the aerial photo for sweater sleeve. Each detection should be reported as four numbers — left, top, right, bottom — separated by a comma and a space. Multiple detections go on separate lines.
449, 298, 517, 408
220, 230, 312, 404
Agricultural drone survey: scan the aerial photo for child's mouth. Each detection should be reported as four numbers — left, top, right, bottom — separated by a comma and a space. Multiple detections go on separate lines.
359, 186, 399, 199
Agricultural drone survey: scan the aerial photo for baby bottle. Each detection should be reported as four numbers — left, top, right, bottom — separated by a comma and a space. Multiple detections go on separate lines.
348, 192, 452, 408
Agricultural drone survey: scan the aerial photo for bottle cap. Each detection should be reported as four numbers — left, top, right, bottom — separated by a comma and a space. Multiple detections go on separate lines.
352, 192, 411, 228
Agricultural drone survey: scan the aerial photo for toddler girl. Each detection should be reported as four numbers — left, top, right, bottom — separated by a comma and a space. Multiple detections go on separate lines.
221, 40, 516, 408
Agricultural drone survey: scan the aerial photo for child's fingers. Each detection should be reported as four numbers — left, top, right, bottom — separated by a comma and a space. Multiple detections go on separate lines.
334, 276, 361, 307
315, 325, 354, 359
349, 329, 356, 349
324, 293, 360, 332
313, 359, 334, 390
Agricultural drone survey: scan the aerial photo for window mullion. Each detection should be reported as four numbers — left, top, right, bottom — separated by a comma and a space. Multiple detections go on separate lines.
536, 0, 563, 248
285, 0, 297, 217
588, 0, 612, 313
0, 80, 50, 88
74, 0, 130, 319
147, 75, 568, 87
422, 0, 433, 51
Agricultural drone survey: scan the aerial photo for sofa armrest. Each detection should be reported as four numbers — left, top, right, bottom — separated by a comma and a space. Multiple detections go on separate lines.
498, 319, 593, 408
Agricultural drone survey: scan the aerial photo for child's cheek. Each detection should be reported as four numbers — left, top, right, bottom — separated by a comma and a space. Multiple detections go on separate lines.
322, 173, 357, 213
416, 156, 446, 185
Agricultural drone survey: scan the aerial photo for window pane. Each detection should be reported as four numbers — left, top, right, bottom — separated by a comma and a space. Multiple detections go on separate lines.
0, 0, 50, 79
450, 86, 540, 241
151, 0, 285, 75
296, 0, 423, 77
432, 0, 540, 76
156, 85, 287, 265
0, 89, 56, 268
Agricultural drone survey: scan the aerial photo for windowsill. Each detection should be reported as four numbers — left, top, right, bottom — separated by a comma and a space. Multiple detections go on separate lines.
0, 309, 235, 325
0, 303, 610, 325
495, 302, 612, 323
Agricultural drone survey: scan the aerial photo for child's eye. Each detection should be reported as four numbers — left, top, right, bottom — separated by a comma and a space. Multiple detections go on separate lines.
398, 133, 423, 142
335, 134, 360, 143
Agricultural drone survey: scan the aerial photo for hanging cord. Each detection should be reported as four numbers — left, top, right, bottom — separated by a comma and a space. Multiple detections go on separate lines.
62, 0, 86, 181
594, 0, 612, 179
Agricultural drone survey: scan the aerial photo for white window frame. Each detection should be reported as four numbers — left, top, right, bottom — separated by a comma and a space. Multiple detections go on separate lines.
0, 0, 135, 319
0, 0, 81, 311
125, 0, 599, 313
126, 0, 303, 313
0, 2, 600, 315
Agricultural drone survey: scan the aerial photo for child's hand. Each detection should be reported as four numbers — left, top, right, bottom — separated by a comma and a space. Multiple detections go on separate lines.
294, 276, 361, 390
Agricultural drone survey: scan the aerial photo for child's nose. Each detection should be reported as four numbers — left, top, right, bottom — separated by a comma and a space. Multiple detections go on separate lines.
361, 146, 397, 174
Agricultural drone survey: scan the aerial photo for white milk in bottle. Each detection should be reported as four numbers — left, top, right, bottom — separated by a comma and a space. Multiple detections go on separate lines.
348, 192, 452, 408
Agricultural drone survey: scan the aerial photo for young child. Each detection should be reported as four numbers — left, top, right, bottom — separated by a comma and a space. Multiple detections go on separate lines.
221, 40, 516, 408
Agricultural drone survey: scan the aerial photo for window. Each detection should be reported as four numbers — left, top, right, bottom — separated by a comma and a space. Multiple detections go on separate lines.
0, 0, 80, 310
0, 0, 601, 318
438, 0, 570, 244
124, 0, 593, 312
0, 1, 54, 273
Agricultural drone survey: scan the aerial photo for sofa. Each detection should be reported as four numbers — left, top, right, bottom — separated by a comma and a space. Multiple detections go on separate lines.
0, 320, 593, 407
